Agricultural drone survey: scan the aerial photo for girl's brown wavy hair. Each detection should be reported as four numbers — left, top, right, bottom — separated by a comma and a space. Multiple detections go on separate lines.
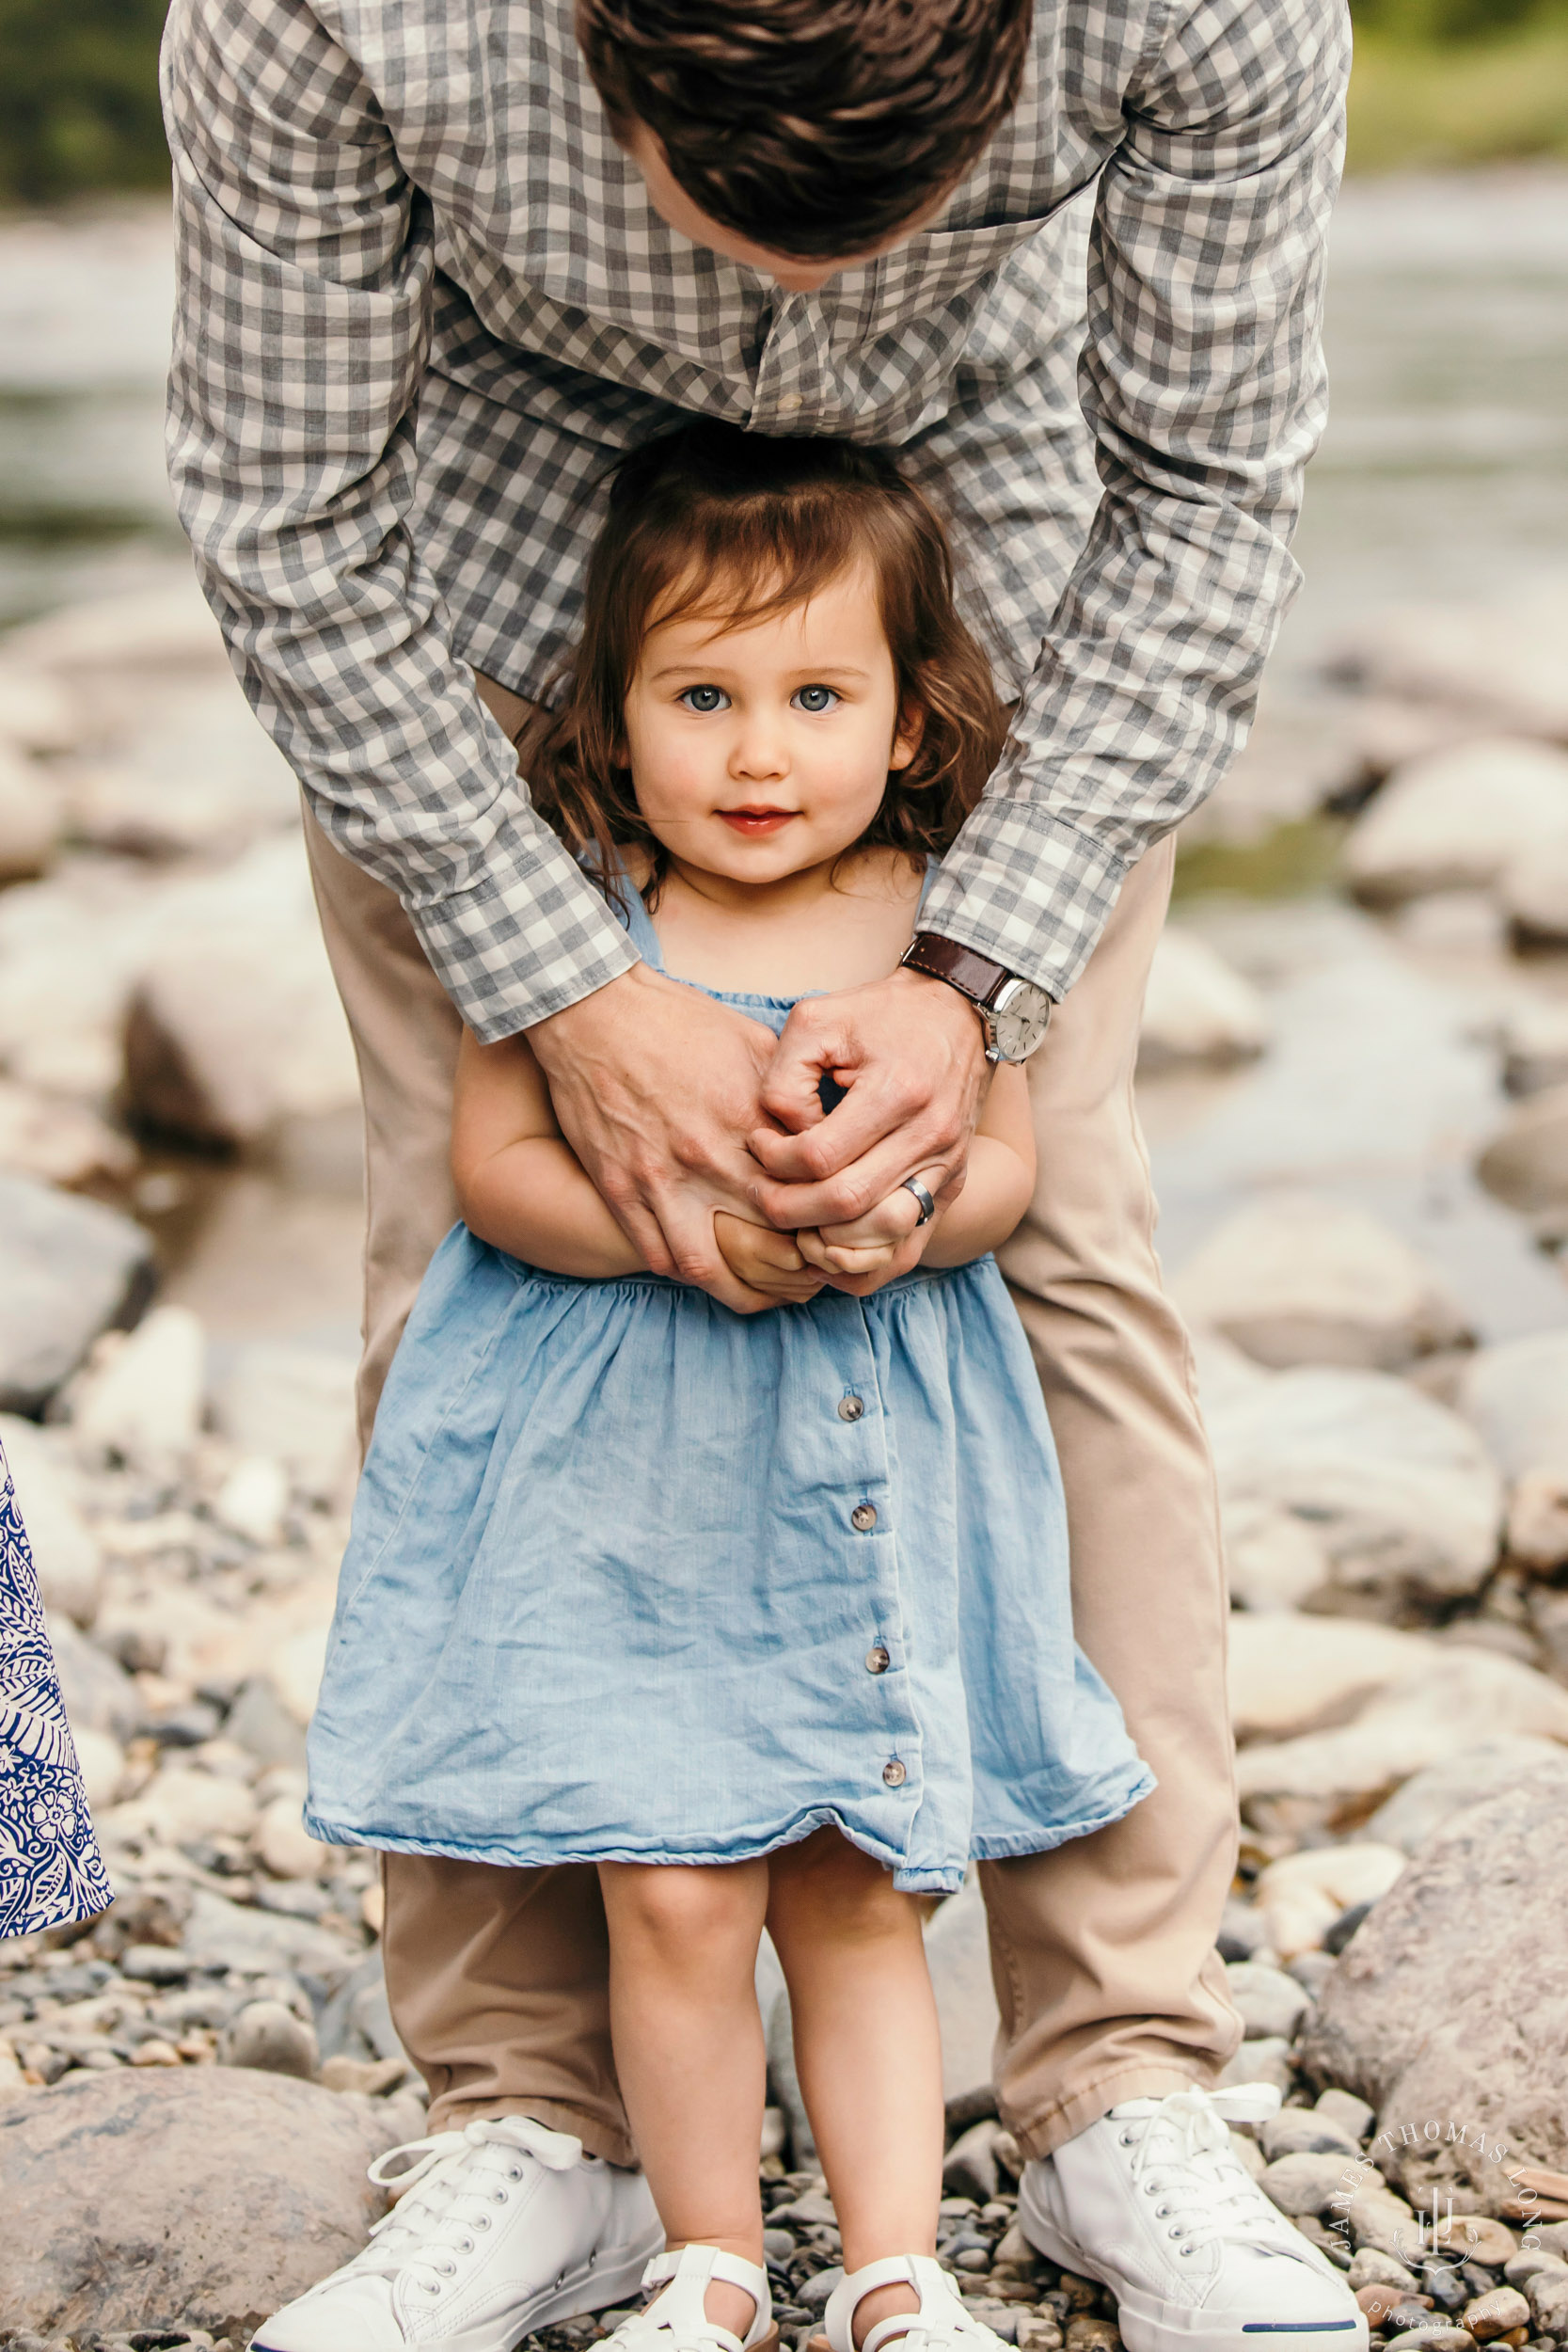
519, 419, 1008, 910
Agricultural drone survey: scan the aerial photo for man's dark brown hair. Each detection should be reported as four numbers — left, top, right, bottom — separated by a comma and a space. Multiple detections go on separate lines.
520, 419, 1007, 908
576, 0, 1033, 261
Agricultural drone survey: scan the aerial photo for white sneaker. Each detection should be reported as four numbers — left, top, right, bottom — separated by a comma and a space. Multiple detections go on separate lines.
1017, 2086, 1369, 2352
605, 2243, 777, 2352
251, 2114, 663, 2352
820, 2255, 1011, 2352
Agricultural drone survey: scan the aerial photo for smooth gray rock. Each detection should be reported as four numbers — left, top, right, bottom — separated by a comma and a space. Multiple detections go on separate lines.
1203, 1367, 1503, 1604
44, 1611, 139, 1740
224, 1674, 309, 1770
1137, 928, 1269, 1071
1477, 1084, 1568, 1216
1217, 2036, 1293, 2096
1298, 1756, 1568, 2214
317, 1948, 408, 2071
1503, 837, 1568, 946
1458, 1330, 1568, 1480
1342, 737, 1568, 903
1259, 2152, 1359, 2217
1259, 2110, 1362, 2162
219, 1997, 320, 2079
0, 1173, 153, 1415
1316, 2088, 1375, 2140
1173, 1195, 1469, 1374
943, 2117, 1003, 2204
1225, 1962, 1312, 2042
180, 1883, 356, 1979
0, 2065, 407, 2343
1365, 1737, 1568, 1854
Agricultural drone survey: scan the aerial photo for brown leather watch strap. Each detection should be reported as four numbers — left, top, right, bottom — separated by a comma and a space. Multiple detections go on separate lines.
900, 931, 1008, 1008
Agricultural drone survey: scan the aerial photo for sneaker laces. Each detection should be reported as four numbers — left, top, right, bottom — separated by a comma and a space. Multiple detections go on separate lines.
328, 2114, 584, 2300
1109, 2085, 1307, 2266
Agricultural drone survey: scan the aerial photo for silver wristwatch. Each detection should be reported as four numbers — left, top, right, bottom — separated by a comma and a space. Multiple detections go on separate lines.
899, 934, 1053, 1064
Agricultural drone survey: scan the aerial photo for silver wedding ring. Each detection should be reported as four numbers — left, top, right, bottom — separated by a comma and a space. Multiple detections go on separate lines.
901, 1176, 937, 1228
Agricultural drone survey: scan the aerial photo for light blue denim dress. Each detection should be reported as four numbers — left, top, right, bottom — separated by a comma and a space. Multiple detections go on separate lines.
306, 873, 1153, 1893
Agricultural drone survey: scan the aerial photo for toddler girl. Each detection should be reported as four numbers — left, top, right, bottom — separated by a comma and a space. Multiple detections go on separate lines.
306, 422, 1153, 2352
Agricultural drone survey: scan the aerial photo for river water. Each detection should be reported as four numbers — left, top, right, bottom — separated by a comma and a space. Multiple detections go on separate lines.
1, 171, 1566, 1351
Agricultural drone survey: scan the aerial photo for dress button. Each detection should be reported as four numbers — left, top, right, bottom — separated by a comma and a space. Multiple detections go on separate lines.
882, 1758, 907, 1788
837, 1394, 865, 1422
850, 1502, 878, 1533
865, 1645, 891, 1676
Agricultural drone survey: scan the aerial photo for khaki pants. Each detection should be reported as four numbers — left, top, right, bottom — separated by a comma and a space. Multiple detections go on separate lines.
303, 675, 1242, 2165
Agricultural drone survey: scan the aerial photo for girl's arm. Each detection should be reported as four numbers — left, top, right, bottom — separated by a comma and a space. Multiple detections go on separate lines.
795, 1062, 1036, 1287
920, 1061, 1036, 1266
451, 1028, 646, 1279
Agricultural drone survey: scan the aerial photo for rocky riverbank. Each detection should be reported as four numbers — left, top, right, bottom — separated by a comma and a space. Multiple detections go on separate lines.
1, 567, 1567, 2347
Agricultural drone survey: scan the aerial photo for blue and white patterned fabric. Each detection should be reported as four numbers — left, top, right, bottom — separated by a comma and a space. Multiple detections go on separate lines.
0, 1440, 113, 1940
305, 878, 1155, 1893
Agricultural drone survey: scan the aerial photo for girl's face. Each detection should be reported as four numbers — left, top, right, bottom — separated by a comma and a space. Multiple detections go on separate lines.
621, 561, 921, 888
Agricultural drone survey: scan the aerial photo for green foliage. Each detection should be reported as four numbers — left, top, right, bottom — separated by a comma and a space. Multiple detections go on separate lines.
0, 0, 171, 206
1348, 23, 1568, 167
1350, 0, 1568, 42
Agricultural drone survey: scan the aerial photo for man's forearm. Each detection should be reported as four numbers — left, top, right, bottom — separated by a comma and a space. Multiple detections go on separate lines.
922, 0, 1348, 1004
162, 0, 635, 1042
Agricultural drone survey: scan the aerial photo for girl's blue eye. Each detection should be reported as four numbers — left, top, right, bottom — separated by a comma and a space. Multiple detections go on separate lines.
792, 685, 838, 714
679, 685, 729, 713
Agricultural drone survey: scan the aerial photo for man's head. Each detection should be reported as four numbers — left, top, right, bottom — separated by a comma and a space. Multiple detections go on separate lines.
577, 0, 1032, 290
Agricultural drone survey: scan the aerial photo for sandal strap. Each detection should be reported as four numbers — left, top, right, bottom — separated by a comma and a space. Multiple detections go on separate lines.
631, 2243, 773, 2352
824, 2256, 963, 2352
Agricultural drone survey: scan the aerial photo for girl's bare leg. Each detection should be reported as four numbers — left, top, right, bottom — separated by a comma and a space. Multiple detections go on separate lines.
598, 1858, 772, 2339
767, 1831, 945, 2346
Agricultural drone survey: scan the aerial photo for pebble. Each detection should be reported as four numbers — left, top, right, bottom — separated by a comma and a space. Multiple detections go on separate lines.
1384, 2332, 1476, 2352
1260, 2151, 1362, 2217
1466, 2290, 1532, 2342
255, 1790, 332, 1882
1225, 1961, 1313, 2042
217, 1998, 319, 2080
1259, 2109, 1363, 2161
1315, 2087, 1375, 2140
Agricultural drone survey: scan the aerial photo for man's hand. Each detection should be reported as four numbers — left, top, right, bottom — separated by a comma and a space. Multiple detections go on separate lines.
751, 968, 989, 1231
530, 963, 783, 1312
714, 1213, 829, 1306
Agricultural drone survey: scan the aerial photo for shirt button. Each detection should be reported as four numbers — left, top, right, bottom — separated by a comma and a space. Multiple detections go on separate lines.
865, 1645, 891, 1676
777, 391, 804, 413
882, 1758, 907, 1788
850, 1503, 878, 1533
837, 1394, 865, 1422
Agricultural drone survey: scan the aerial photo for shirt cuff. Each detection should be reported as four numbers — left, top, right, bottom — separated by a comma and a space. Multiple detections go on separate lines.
918, 804, 1132, 1003
405, 811, 640, 1041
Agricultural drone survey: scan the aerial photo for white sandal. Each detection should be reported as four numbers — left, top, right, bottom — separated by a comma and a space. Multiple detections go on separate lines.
607, 2244, 778, 2352
817, 2255, 1011, 2352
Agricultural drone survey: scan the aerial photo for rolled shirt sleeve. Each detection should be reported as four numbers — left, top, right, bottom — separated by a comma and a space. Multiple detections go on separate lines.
161, 0, 635, 1041
920, 0, 1350, 998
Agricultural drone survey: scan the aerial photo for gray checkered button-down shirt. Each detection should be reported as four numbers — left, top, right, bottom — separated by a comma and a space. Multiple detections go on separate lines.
163, 0, 1347, 1042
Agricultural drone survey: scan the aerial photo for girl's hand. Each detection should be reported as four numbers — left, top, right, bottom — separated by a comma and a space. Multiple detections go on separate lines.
713, 1212, 828, 1307
795, 1173, 941, 1290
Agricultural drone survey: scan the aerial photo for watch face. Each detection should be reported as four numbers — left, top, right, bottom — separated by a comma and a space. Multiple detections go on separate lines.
990, 977, 1053, 1061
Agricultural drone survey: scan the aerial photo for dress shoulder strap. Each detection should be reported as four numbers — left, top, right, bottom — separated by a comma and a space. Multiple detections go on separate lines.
582, 849, 665, 972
